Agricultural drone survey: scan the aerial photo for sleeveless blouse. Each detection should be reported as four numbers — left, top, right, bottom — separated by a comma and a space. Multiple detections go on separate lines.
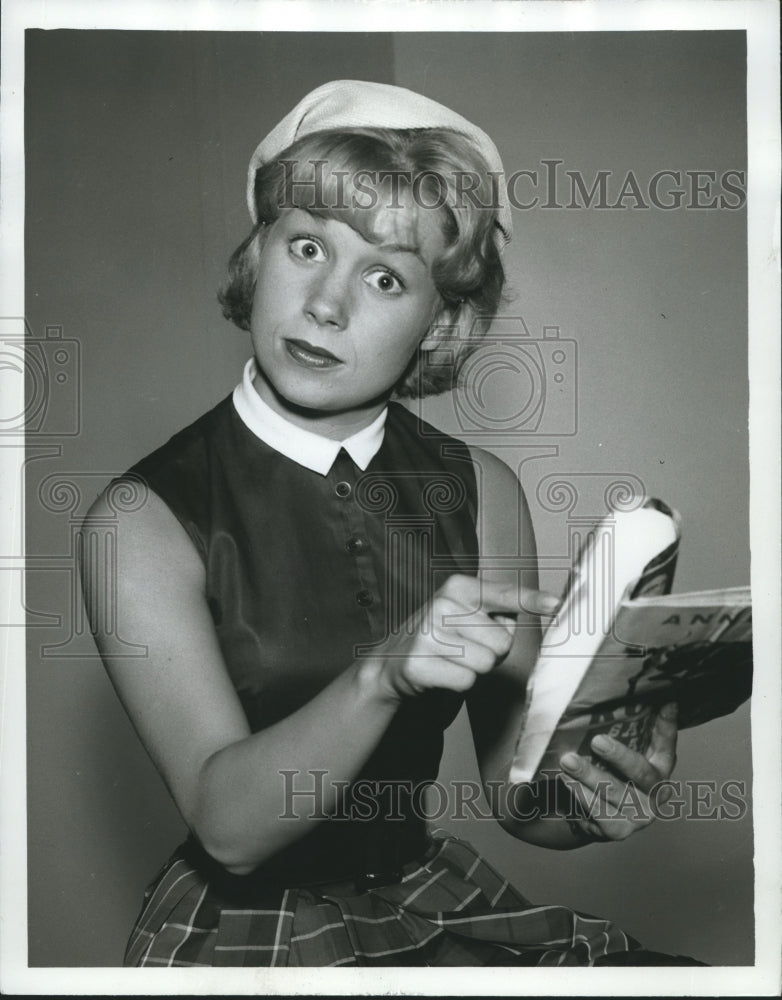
122, 394, 686, 968
129, 395, 479, 885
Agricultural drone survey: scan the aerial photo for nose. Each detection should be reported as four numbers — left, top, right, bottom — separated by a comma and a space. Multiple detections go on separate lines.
303, 265, 350, 329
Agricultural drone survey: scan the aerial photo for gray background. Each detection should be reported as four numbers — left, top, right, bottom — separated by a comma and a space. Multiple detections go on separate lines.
25, 30, 751, 966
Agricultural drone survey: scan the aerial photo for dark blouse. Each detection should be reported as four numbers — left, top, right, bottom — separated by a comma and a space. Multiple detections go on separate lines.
129, 396, 479, 886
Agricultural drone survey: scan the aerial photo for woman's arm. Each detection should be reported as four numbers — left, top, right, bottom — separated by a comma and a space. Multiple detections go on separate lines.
465, 447, 679, 849
81, 484, 406, 875
81, 478, 556, 874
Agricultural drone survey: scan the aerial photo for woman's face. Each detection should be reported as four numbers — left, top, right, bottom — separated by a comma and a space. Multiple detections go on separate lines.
249, 203, 446, 432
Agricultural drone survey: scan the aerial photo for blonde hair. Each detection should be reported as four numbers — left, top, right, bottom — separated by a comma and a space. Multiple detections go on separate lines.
219, 127, 505, 398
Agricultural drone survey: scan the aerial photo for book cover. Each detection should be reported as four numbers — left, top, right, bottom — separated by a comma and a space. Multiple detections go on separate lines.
509, 499, 753, 784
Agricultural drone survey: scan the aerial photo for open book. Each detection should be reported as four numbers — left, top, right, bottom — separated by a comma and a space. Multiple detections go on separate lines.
509, 498, 753, 784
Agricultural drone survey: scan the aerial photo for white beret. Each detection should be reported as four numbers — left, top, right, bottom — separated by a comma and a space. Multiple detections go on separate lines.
247, 79, 511, 250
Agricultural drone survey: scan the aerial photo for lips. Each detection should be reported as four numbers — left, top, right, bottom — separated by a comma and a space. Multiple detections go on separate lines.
284, 339, 343, 370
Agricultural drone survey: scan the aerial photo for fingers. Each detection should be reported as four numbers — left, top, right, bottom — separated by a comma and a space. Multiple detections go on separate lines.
408, 658, 484, 694
441, 573, 560, 618
389, 653, 487, 698
560, 716, 679, 842
482, 578, 561, 617
385, 573, 559, 700
646, 702, 678, 779
430, 597, 514, 662
559, 754, 652, 842
586, 734, 664, 794
390, 592, 513, 697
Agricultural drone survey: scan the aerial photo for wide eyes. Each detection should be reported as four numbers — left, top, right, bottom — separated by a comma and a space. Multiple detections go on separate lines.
289, 237, 325, 263
288, 236, 405, 296
365, 270, 404, 295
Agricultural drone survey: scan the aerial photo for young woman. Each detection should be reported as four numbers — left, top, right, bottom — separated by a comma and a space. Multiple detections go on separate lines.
82, 80, 685, 967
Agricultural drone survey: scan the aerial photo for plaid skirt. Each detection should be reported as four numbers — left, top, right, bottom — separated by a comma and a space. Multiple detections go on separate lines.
124, 831, 646, 968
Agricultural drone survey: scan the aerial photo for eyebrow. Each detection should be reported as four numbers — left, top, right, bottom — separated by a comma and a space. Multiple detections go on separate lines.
291, 209, 429, 268
375, 242, 426, 267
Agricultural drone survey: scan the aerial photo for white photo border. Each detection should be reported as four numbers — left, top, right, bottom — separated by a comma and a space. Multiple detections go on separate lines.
1, 0, 779, 995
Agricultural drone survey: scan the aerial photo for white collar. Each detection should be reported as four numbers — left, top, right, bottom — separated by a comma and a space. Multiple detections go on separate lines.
232, 359, 387, 475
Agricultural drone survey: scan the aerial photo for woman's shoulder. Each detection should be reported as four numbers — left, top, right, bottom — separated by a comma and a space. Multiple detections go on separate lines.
384, 404, 529, 534
129, 394, 234, 484
84, 396, 235, 565
462, 444, 535, 563
386, 403, 524, 488
465, 444, 521, 495
387, 400, 466, 445
385, 401, 477, 475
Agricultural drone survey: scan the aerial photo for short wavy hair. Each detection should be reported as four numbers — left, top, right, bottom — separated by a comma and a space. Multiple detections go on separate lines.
218, 127, 506, 398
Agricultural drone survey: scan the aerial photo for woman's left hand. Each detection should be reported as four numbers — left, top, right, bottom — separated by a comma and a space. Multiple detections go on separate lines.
559, 702, 679, 842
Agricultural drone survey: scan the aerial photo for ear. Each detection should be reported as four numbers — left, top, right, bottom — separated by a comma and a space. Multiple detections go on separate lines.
420, 302, 462, 353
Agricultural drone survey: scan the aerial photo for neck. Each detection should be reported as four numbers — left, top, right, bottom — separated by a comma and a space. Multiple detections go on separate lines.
251, 368, 389, 441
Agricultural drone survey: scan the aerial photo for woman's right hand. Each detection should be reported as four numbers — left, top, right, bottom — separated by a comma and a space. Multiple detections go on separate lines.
368, 573, 560, 702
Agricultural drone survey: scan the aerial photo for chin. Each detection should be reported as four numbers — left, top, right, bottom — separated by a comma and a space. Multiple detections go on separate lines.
256, 358, 394, 420
266, 376, 355, 416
